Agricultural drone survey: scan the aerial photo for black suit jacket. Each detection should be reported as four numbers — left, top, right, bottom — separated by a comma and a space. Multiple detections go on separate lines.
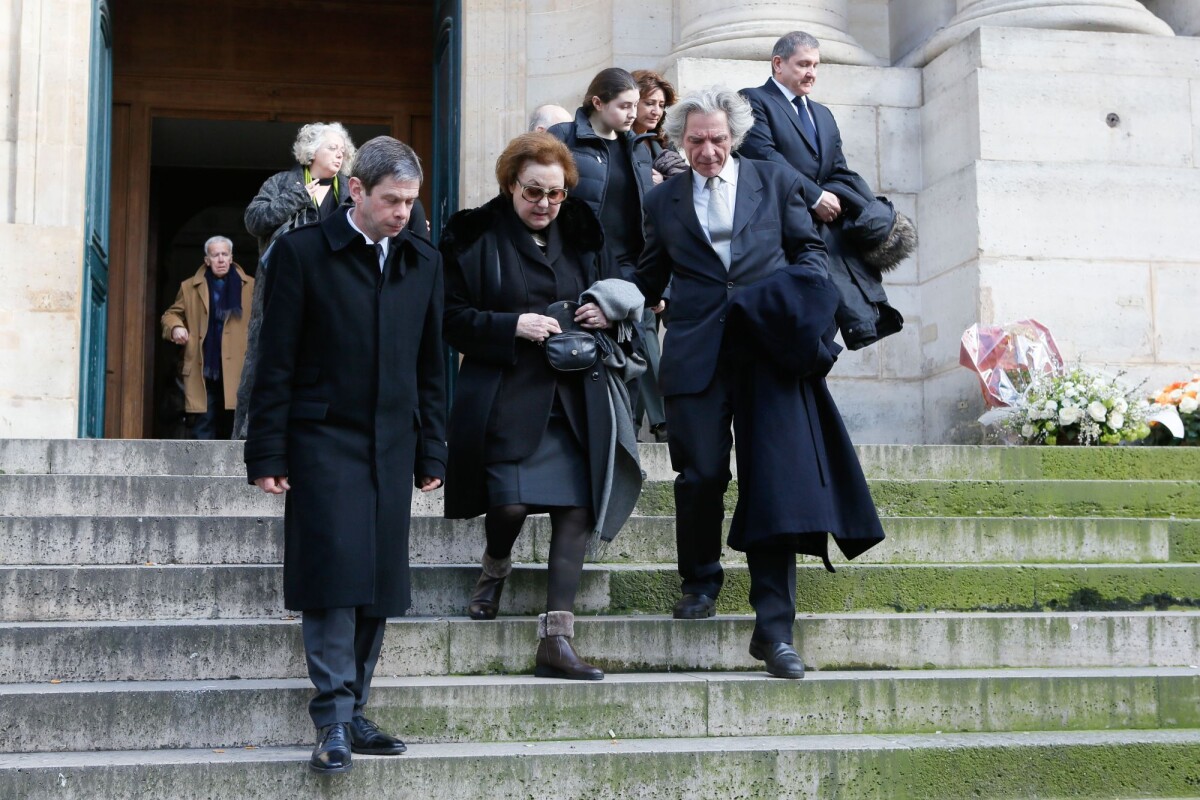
739, 79, 859, 207
244, 207, 447, 616
633, 157, 827, 397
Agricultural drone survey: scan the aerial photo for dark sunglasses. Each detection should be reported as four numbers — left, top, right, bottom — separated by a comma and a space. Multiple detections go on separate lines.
518, 182, 568, 204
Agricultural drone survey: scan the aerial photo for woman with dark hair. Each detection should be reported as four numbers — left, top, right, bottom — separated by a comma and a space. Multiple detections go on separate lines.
547, 67, 655, 280
440, 132, 644, 681
628, 70, 686, 443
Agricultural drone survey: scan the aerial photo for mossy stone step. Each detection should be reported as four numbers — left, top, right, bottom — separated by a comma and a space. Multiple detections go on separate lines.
3, 730, 1198, 800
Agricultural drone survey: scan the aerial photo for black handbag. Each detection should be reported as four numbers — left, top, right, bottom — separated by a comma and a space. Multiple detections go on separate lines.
543, 301, 598, 372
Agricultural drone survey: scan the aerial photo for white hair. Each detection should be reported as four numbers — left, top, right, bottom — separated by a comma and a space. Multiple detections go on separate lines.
291, 122, 357, 169
203, 236, 233, 256
661, 87, 756, 151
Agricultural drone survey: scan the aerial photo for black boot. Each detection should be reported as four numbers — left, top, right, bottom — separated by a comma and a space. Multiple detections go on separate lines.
534, 611, 603, 680
468, 552, 512, 620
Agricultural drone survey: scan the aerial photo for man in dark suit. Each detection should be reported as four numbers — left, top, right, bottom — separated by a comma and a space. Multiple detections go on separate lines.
245, 136, 447, 774
633, 87, 827, 679
739, 30, 858, 225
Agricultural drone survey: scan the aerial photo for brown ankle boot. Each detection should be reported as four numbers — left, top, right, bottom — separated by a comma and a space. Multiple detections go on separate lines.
467, 553, 511, 620
534, 611, 603, 680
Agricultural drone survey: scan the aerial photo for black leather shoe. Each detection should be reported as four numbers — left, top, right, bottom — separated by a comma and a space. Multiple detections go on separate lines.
672, 593, 716, 619
348, 715, 407, 755
748, 639, 806, 679
309, 722, 352, 774
650, 423, 669, 443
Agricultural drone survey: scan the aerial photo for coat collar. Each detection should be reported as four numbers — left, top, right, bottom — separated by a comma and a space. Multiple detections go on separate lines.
320, 206, 418, 276
760, 78, 820, 158
187, 262, 251, 311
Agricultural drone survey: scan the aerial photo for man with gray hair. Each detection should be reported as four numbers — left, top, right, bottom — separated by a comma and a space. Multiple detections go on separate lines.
245, 136, 447, 774
160, 235, 254, 439
635, 87, 825, 677
528, 103, 574, 132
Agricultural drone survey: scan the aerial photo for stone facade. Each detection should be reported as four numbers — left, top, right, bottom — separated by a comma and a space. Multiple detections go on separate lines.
0, 0, 94, 438
3, 1, 1198, 441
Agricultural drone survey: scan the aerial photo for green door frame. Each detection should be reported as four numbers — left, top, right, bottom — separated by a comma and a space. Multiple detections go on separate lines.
79, 0, 113, 437
433, 0, 461, 402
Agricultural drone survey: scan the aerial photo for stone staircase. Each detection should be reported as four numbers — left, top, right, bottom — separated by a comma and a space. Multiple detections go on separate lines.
0, 439, 1198, 799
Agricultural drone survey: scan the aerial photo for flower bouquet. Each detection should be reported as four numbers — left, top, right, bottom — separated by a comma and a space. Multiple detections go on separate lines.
985, 365, 1151, 446
1147, 375, 1200, 446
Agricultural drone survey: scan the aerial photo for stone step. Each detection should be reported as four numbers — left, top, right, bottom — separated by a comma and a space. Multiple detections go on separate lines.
5, 473, 1199, 519
6, 438, 1200, 481
3, 730, 1199, 800
3, 562, 1199, 621
2, 612, 1198, 683
4, 513, 1195, 566
1, 667, 1198, 753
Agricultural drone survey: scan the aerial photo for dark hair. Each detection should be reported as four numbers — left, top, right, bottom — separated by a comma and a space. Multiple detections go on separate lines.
772, 31, 821, 62
631, 69, 677, 144
581, 67, 638, 111
351, 136, 422, 192
495, 132, 580, 195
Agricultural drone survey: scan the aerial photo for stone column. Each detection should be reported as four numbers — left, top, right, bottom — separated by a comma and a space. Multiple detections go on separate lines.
665, 0, 884, 68
899, 0, 1175, 66
1141, 0, 1200, 36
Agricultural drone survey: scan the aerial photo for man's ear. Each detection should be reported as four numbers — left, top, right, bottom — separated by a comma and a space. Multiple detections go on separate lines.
770, 55, 782, 75
348, 176, 365, 203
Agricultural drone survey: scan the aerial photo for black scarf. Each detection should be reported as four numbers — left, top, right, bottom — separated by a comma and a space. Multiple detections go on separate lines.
202, 267, 242, 381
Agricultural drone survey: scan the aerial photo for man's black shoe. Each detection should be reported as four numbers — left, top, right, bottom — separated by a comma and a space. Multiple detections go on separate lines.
650, 423, 669, 443
672, 593, 716, 619
748, 639, 806, 679
348, 715, 407, 755
309, 722, 352, 774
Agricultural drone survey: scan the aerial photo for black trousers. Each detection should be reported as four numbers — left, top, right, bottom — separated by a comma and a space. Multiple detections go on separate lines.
665, 355, 798, 644
301, 607, 387, 728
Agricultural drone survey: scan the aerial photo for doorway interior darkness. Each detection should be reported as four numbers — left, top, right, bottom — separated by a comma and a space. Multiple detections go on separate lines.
106, 0, 435, 438
148, 119, 388, 439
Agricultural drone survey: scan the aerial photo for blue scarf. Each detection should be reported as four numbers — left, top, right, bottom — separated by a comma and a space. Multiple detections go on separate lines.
203, 267, 242, 381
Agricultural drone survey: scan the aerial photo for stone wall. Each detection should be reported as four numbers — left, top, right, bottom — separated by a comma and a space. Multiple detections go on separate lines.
0, 0, 93, 437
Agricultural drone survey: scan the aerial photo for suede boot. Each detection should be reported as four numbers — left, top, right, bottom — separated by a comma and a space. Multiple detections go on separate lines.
467, 552, 512, 620
534, 611, 604, 680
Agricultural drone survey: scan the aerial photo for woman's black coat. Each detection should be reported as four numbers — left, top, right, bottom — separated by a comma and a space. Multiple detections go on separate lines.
439, 195, 620, 520
548, 109, 655, 274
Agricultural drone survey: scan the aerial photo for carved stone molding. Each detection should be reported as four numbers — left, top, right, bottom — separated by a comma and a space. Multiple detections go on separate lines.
899, 0, 1175, 66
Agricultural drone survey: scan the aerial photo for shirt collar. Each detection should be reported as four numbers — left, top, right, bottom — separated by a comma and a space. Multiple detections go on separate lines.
771, 76, 802, 106
691, 155, 740, 193
345, 207, 389, 256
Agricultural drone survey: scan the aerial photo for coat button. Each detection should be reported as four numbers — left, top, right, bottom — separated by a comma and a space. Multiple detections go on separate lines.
727, 281, 734, 289
719, 315, 726, 323
591, 372, 599, 380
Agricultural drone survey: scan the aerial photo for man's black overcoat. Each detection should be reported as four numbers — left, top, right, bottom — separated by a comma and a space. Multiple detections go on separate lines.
244, 208, 447, 616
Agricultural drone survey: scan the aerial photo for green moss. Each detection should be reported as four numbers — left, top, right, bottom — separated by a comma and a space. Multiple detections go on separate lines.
609, 564, 1200, 614
1172, 521, 1200, 562
636, 479, 1200, 519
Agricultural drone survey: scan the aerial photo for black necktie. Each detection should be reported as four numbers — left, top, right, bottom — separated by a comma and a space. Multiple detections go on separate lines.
793, 96, 820, 156
374, 242, 385, 272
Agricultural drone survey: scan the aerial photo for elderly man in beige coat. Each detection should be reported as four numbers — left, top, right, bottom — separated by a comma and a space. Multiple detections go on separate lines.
161, 235, 255, 439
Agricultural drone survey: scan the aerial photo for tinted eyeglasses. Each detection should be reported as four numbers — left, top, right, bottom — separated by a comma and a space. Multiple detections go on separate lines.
518, 182, 568, 205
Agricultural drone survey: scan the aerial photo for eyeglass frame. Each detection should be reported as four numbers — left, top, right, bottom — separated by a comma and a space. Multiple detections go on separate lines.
517, 181, 569, 205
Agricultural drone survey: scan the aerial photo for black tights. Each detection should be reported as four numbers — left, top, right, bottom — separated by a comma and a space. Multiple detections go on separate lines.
484, 504, 593, 611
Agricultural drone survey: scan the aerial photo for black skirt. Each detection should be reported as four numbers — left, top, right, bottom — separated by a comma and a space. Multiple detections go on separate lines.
485, 400, 589, 508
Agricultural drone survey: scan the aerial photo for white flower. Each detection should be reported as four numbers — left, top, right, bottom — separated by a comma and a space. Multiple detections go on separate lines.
1181, 396, 1199, 415
1170, 389, 1183, 402
1059, 405, 1082, 426
1043, 400, 1058, 412
1114, 397, 1128, 414
1109, 412, 1124, 430
1087, 401, 1107, 422
1021, 423, 1035, 438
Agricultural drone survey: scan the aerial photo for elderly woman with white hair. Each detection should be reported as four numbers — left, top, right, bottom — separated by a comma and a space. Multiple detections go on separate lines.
235, 122, 430, 437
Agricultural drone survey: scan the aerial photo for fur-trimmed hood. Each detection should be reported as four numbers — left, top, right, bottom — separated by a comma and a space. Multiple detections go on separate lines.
440, 194, 605, 255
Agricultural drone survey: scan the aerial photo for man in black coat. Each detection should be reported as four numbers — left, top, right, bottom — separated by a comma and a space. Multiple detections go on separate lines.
633, 87, 829, 680
740, 30, 904, 349
245, 136, 447, 774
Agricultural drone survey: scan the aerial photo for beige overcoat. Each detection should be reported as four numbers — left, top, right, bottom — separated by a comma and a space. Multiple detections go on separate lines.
160, 263, 254, 413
